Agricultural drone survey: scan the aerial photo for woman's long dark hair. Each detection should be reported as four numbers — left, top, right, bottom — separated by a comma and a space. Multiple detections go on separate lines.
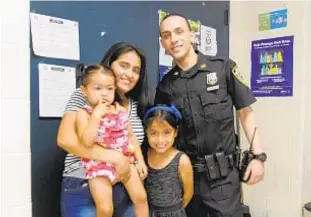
100, 42, 150, 118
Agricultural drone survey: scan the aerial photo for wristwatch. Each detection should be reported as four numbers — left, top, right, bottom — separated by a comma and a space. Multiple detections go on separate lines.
252, 152, 267, 162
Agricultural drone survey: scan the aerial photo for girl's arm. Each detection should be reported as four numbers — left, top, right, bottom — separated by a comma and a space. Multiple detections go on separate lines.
76, 109, 101, 147
178, 153, 194, 208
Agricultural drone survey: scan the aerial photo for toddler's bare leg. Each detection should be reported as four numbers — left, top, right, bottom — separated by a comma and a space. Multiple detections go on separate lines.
89, 177, 114, 217
122, 165, 149, 217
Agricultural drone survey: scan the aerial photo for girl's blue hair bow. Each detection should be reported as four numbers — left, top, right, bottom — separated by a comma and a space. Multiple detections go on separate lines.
143, 104, 182, 122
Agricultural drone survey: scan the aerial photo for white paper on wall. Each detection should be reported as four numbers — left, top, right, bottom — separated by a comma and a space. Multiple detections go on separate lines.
30, 12, 80, 60
38, 63, 76, 117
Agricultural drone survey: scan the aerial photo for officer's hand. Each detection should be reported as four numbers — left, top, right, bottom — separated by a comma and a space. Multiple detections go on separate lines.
244, 159, 265, 185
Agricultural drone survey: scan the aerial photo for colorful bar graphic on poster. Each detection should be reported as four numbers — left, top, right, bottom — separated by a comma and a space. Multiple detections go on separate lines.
159, 65, 172, 81
259, 9, 287, 31
251, 36, 293, 97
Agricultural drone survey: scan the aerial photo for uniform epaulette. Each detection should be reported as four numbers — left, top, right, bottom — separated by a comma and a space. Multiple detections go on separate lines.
207, 55, 229, 62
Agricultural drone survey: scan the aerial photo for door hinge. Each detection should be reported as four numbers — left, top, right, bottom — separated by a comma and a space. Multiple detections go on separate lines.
224, 9, 229, 26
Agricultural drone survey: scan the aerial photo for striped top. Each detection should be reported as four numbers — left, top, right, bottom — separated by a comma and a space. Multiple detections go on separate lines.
62, 88, 145, 179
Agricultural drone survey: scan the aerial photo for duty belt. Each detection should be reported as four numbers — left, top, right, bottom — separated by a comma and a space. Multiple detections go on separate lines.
192, 151, 240, 181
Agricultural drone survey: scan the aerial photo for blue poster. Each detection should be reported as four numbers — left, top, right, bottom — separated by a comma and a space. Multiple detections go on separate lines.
259, 9, 287, 31
270, 9, 287, 30
251, 36, 294, 97
159, 65, 172, 81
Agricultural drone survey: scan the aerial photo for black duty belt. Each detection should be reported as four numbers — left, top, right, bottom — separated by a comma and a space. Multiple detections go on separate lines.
192, 152, 240, 181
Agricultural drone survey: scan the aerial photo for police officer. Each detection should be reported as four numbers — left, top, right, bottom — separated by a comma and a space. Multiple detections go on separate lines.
155, 13, 266, 217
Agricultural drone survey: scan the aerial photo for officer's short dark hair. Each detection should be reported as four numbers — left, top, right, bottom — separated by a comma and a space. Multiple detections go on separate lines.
159, 13, 192, 37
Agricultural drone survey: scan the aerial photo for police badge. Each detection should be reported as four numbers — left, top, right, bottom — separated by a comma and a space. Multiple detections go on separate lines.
206, 72, 218, 85
206, 72, 219, 91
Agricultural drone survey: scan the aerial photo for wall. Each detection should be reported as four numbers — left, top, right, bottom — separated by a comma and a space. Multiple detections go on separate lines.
230, 1, 311, 217
1, 0, 32, 216
302, 2, 311, 214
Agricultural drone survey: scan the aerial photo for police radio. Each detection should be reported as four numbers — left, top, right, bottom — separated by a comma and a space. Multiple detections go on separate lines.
239, 127, 257, 182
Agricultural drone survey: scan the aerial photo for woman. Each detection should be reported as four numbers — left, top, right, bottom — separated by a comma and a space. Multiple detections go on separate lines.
57, 42, 150, 217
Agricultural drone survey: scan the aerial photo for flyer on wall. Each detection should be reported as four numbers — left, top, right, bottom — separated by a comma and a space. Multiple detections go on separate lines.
251, 35, 294, 97
199, 25, 217, 56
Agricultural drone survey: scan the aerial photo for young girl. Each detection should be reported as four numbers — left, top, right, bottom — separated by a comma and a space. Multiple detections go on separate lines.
143, 104, 194, 217
75, 64, 149, 217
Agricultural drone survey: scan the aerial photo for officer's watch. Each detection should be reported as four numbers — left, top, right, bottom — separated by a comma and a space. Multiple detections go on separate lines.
252, 152, 267, 162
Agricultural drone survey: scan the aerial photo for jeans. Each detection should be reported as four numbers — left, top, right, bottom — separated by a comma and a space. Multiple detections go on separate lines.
61, 176, 135, 217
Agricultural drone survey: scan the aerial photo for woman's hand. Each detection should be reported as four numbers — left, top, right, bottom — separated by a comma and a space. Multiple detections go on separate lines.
135, 160, 148, 180
114, 152, 131, 183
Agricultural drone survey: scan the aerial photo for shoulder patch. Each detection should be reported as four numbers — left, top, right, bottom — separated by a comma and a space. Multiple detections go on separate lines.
232, 66, 248, 87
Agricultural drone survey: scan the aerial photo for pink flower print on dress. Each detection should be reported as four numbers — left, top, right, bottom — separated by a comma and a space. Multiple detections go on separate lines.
102, 137, 116, 149
81, 105, 134, 182
98, 125, 106, 134
102, 117, 116, 128
111, 130, 125, 138
116, 112, 129, 129
116, 136, 128, 147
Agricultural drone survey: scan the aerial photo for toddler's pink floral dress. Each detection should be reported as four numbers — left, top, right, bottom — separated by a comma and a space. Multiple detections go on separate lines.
81, 105, 135, 182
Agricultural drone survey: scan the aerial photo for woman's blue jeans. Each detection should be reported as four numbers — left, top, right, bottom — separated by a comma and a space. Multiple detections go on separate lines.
60, 176, 135, 217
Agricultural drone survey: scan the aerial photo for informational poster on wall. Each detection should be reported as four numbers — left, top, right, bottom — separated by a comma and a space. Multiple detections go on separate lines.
158, 9, 217, 81
38, 63, 76, 117
251, 35, 294, 97
199, 25, 217, 56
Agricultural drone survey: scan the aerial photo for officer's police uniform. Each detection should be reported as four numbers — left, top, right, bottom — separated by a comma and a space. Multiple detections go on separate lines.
154, 52, 256, 217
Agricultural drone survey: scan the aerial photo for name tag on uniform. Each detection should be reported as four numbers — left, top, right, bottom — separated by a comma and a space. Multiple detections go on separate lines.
206, 72, 219, 91
207, 85, 219, 91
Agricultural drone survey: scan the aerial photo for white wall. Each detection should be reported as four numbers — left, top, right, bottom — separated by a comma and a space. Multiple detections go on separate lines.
302, 1, 311, 209
1, 0, 32, 216
230, 1, 311, 217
